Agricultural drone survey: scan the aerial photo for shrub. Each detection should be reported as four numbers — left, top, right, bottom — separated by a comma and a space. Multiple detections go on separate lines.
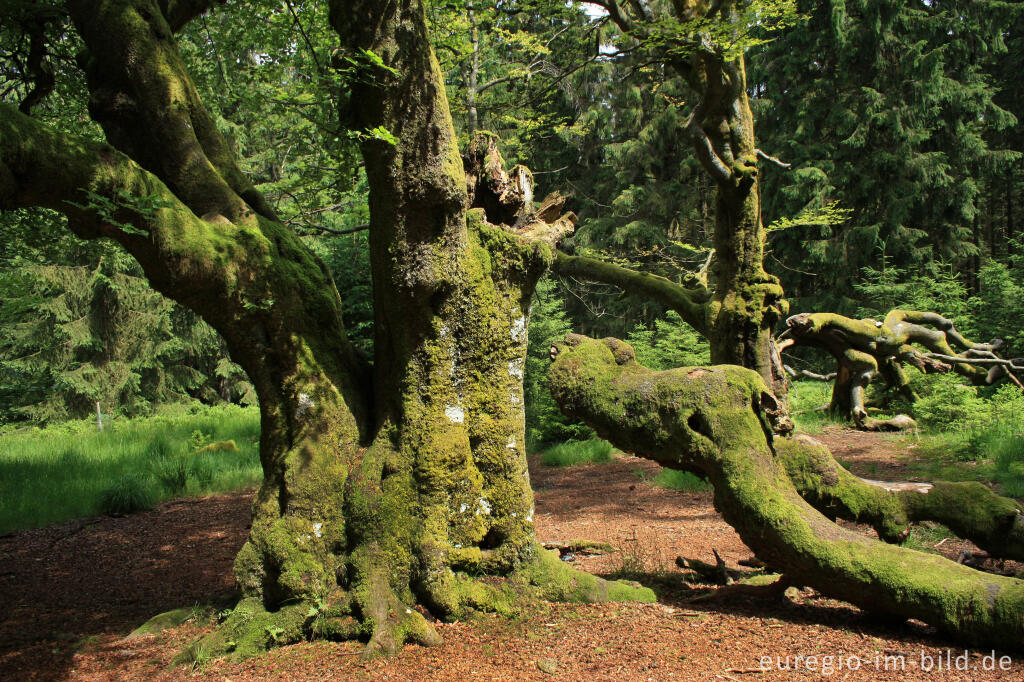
912, 373, 987, 430
98, 474, 159, 515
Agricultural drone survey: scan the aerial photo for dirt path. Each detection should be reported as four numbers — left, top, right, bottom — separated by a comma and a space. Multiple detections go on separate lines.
1, 433, 1020, 681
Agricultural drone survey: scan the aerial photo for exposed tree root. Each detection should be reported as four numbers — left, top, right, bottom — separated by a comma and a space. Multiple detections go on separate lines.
174, 543, 653, 664
548, 335, 1024, 651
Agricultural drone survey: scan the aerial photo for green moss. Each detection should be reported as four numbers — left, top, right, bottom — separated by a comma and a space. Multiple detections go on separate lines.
126, 607, 195, 640
175, 598, 310, 665
519, 545, 655, 603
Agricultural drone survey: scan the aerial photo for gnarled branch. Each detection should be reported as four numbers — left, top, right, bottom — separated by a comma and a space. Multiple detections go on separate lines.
548, 334, 1024, 651
552, 252, 709, 334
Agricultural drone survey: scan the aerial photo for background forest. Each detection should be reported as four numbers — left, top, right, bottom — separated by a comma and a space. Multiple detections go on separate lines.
2, 0, 1022, 445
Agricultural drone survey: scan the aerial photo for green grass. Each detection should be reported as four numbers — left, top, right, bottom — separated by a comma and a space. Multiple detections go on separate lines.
901, 521, 956, 555
0, 404, 260, 534
539, 438, 614, 467
652, 468, 710, 492
788, 380, 843, 433
908, 423, 1024, 499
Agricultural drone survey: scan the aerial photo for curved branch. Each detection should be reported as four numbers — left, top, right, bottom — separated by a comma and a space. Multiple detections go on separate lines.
777, 435, 1024, 561
1, 103, 372, 434
552, 252, 709, 334
548, 335, 1024, 651
755, 148, 790, 169
160, 0, 230, 33
69, 0, 276, 222
684, 96, 733, 184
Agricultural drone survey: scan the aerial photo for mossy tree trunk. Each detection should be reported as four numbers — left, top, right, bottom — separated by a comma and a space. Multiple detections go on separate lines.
550, 0, 788, 394
0, 0, 651, 661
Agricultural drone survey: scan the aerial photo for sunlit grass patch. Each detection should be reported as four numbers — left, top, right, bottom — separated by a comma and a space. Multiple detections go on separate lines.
539, 438, 614, 467
0, 404, 260, 533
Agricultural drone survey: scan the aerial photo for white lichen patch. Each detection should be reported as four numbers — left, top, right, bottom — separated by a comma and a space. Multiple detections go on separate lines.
506, 435, 516, 450
445, 405, 465, 423
296, 393, 315, 420
526, 507, 534, 522
478, 498, 492, 515
508, 359, 524, 379
510, 314, 526, 342
459, 503, 468, 513
313, 522, 323, 538
510, 391, 521, 406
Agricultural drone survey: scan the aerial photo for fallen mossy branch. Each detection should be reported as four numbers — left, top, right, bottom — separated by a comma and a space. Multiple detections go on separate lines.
548, 334, 1024, 651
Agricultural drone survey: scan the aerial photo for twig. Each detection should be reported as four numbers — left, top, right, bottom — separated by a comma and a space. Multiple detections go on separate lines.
755, 148, 791, 168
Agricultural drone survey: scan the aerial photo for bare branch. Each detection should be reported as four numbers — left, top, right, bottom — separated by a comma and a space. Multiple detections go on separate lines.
756, 148, 791, 169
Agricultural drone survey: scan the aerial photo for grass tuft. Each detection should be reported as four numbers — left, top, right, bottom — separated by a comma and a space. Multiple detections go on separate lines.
98, 474, 160, 515
540, 438, 614, 467
652, 468, 710, 492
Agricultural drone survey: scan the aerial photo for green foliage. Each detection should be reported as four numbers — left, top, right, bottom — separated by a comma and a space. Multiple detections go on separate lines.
539, 438, 613, 467
626, 310, 709, 370
652, 468, 709, 492
972, 257, 1024, 354
0, 404, 260, 533
853, 261, 975, 335
752, 0, 1021, 312
907, 383, 1024, 498
525, 277, 593, 450
911, 372, 988, 430
0, 241, 252, 423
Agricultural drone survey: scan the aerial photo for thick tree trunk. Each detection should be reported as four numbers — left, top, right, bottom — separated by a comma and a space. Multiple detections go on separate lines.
2, 0, 653, 662
683, 55, 788, 393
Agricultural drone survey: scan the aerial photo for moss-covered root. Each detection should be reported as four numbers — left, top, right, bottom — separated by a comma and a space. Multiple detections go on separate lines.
354, 570, 442, 657
521, 544, 656, 603
777, 434, 1024, 560
174, 598, 311, 666
547, 334, 1024, 651
175, 583, 440, 664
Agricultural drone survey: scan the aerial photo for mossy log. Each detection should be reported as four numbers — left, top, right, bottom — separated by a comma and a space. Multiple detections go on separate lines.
548, 334, 1024, 650
781, 310, 1022, 428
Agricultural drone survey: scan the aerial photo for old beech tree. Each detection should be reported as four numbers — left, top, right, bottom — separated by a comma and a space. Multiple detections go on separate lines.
1, 0, 1023, 660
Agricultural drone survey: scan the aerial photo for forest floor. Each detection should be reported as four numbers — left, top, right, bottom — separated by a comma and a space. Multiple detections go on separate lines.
1, 427, 1021, 681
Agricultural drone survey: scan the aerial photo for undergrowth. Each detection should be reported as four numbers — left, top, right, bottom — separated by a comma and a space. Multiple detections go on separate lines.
0, 404, 260, 533
653, 468, 710, 492
788, 380, 843, 433
539, 438, 614, 467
